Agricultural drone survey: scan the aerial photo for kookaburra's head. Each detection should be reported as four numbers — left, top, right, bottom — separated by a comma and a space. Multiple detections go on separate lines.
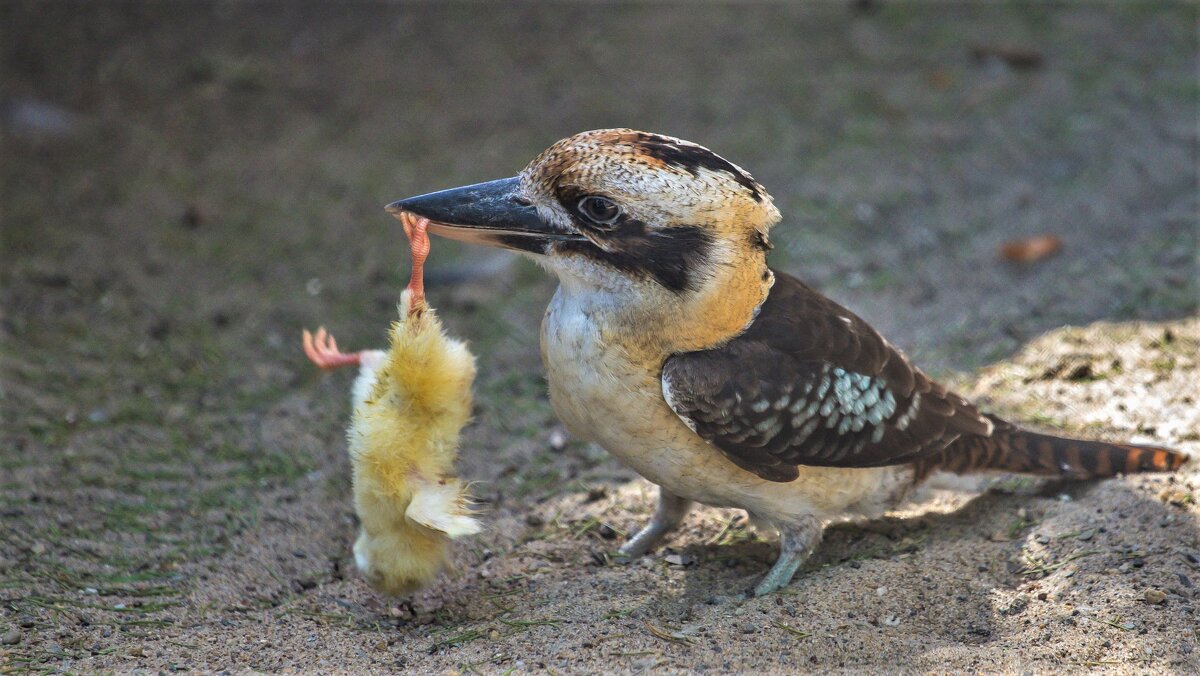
388, 129, 782, 352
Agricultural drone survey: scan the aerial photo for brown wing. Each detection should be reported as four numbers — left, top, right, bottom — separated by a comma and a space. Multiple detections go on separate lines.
662, 271, 992, 482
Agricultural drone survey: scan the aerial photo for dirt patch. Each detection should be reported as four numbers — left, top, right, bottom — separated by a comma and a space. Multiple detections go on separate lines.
2, 3, 1197, 673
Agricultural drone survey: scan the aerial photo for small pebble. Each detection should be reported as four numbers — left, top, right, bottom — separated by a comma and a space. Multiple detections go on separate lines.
1035, 534, 1051, 544
663, 553, 695, 566
1143, 589, 1167, 605
1001, 597, 1028, 615
1, 628, 20, 645
883, 615, 901, 626
876, 586, 888, 597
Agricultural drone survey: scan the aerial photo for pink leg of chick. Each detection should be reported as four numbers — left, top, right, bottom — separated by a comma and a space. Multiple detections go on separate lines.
399, 211, 431, 315
303, 327, 363, 370
303, 326, 387, 418
302, 211, 432, 371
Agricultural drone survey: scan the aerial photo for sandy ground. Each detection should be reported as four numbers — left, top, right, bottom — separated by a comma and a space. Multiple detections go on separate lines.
2, 3, 1198, 673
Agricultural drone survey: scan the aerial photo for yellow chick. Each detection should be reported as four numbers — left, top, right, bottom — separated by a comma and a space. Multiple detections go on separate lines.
303, 214, 480, 596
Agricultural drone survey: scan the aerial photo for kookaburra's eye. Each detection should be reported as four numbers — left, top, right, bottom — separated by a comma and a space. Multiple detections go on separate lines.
577, 195, 621, 226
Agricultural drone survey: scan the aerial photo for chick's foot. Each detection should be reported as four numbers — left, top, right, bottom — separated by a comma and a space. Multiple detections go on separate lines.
302, 326, 363, 371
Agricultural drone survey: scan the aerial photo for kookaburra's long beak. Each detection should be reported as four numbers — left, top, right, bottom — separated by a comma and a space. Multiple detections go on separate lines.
386, 177, 580, 251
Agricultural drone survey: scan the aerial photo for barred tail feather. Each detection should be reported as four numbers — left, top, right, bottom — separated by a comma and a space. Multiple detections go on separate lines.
915, 414, 1188, 480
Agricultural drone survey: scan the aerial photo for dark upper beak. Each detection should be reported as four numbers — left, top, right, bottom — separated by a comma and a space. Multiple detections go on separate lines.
386, 176, 580, 251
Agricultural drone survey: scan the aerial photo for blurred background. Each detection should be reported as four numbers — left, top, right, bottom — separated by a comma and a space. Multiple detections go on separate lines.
1, 2, 1196, 671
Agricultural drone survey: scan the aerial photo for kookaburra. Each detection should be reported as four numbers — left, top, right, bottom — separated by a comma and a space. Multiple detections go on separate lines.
387, 129, 1187, 596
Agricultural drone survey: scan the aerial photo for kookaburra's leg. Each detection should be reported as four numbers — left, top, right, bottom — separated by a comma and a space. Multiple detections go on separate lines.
753, 515, 823, 597
616, 487, 693, 559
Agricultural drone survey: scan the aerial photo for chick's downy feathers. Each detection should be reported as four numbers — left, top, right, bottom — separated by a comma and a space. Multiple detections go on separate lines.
347, 288, 479, 595
304, 214, 479, 597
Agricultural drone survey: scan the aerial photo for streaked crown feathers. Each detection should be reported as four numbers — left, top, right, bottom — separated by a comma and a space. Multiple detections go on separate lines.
520, 128, 781, 238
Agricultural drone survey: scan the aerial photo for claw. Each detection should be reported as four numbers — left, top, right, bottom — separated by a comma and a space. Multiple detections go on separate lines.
616, 489, 692, 560
400, 210, 415, 241
752, 516, 822, 596
302, 326, 362, 370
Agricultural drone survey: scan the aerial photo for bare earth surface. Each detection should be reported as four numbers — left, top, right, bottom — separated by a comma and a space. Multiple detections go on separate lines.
2, 3, 1197, 673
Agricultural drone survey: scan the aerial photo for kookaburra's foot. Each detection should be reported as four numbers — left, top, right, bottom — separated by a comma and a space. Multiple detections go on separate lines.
753, 516, 822, 597
302, 326, 362, 370
616, 488, 693, 560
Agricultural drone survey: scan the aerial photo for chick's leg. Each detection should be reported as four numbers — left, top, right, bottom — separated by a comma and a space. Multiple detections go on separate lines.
753, 515, 822, 597
302, 327, 363, 370
616, 487, 693, 559
400, 212, 430, 314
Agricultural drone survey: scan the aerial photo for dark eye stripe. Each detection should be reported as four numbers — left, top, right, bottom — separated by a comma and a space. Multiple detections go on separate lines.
555, 186, 617, 230
550, 186, 714, 293
555, 219, 714, 293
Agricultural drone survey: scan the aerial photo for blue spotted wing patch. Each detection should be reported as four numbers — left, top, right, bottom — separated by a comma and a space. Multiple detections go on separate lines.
662, 352, 984, 482
660, 271, 993, 482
